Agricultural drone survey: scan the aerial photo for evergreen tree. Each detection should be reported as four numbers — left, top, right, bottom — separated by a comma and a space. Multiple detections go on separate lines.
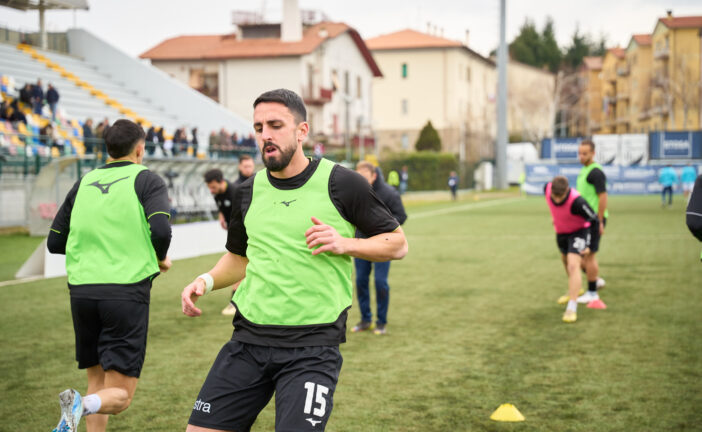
509, 19, 540, 67
415, 121, 441, 152
540, 17, 562, 73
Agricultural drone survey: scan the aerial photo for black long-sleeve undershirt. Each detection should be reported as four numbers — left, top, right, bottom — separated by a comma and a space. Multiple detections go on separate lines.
686, 175, 702, 242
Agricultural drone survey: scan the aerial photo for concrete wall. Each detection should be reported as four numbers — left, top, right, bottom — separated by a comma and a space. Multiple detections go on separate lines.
67, 29, 252, 144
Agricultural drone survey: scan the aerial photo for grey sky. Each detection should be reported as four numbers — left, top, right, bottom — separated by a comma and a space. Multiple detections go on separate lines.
0, 1, 700, 59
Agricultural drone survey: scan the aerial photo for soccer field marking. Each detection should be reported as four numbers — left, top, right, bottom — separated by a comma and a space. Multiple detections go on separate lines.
0, 275, 45, 288
410, 197, 525, 220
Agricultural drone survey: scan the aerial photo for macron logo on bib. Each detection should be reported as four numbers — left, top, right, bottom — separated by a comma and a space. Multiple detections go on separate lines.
193, 399, 211, 414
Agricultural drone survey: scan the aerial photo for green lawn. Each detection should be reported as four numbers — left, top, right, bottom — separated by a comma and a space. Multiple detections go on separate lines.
0, 233, 43, 281
0, 194, 700, 431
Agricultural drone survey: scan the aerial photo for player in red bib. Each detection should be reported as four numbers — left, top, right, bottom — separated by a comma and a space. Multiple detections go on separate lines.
545, 176, 600, 323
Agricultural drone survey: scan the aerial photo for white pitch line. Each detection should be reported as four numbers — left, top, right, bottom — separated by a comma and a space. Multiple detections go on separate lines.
0, 275, 45, 288
410, 197, 525, 220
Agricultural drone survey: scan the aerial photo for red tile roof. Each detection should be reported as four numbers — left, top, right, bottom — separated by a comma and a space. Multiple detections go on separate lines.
608, 47, 626, 59
632, 34, 652, 46
366, 29, 463, 50
582, 56, 602, 70
140, 22, 382, 77
658, 16, 702, 29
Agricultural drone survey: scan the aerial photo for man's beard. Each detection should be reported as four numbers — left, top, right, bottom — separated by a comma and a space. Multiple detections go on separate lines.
262, 142, 297, 172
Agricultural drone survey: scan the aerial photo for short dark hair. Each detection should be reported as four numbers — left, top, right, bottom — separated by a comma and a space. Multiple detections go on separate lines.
253, 88, 307, 123
580, 139, 595, 151
238, 154, 253, 164
204, 168, 224, 183
551, 176, 569, 196
104, 119, 146, 158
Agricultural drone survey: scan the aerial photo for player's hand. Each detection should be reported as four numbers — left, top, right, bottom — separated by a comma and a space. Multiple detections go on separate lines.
305, 216, 347, 255
181, 278, 207, 317
158, 256, 172, 272
599, 223, 604, 236
219, 214, 227, 230
580, 247, 591, 256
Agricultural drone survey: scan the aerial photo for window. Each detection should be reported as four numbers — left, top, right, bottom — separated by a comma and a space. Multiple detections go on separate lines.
401, 133, 409, 149
466, 66, 471, 82
401, 99, 408, 115
356, 76, 362, 99
401, 63, 408, 78
344, 71, 350, 95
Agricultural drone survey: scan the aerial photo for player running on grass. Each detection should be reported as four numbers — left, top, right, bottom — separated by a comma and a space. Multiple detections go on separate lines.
545, 176, 599, 323
181, 89, 407, 431
47, 119, 172, 432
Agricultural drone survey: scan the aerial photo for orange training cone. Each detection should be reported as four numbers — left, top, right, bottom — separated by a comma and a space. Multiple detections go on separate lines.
587, 299, 607, 309
490, 403, 525, 422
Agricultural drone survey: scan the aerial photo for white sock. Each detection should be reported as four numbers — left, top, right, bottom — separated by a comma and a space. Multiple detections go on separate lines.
83, 394, 102, 415
566, 300, 578, 312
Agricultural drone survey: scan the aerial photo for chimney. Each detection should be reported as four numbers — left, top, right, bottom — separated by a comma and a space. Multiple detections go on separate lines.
465, 29, 470, 47
666, 9, 673, 18
281, 0, 302, 42
426, 21, 431, 34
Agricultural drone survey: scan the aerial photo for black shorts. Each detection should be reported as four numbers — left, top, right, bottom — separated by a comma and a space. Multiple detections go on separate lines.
189, 341, 343, 431
556, 227, 591, 255
70, 297, 149, 378
589, 217, 607, 253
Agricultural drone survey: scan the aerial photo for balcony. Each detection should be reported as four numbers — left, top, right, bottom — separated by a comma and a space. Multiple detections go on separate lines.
617, 67, 629, 77
654, 46, 670, 60
638, 110, 651, 120
651, 74, 668, 88
616, 117, 630, 125
302, 87, 333, 106
616, 93, 630, 101
649, 105, 669, 116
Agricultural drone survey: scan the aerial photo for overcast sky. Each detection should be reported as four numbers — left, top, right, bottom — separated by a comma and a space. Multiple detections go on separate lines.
0, 0, 700, 59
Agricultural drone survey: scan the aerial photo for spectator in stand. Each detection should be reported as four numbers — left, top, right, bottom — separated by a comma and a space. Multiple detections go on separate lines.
231, 132, 240, 148
0, 100, 8, 121
219, 128, 230, 154
19, 83, 32, 105
31, 79, 43, 115
8, 99, 27, 124
209, 131, 220, 158
46, 83, 59, 121
191, 127, 198, 156
95, 118, 110, 156
82, 118, 95, 155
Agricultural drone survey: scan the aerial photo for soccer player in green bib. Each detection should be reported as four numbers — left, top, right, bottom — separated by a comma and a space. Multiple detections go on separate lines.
47, 119, 172, 432
181, 89, 408, 431
575, 139, 608, 305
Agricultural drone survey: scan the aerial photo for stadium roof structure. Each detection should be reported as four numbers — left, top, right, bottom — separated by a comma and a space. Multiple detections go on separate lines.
140, 21, 382, 77
0, 0, 88, 10
365, 28, 494, 67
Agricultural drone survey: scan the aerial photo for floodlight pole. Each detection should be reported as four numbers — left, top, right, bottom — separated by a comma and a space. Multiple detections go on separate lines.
496, 0, 508, 189
38, 0, 47, 49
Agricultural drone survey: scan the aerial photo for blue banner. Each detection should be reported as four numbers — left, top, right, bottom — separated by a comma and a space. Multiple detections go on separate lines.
649, 131, 702, 159
524, 164, 699, 195
540, 138, 581, 161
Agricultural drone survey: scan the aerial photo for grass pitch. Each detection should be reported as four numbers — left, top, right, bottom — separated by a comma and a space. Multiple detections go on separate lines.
0, 193, 700, 431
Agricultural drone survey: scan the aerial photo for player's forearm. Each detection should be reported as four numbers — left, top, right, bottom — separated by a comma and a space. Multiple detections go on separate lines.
202, 252, 248, 290
597, 192, 608, 221
343, 227, 408, 262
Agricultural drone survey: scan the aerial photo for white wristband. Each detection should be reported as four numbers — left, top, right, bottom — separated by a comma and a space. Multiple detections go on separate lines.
197, 273, 214, 295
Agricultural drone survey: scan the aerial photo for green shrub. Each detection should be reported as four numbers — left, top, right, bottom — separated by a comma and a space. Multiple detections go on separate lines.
415, 121, 442, 152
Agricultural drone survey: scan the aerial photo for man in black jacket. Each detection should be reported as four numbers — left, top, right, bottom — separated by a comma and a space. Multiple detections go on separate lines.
352, 161, 407, 335
47, 83, 60, 121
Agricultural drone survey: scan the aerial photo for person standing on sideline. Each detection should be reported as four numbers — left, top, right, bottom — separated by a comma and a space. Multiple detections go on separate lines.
181, 89, 407, 431
659, 165, 678, 208
47, 83, 60, 121
399, 165, 409, 194
352, 161, 407, 335
47, 119, 172, 432
681, 164, 697, 202
387, 169, 400, 190
203, 154, 256, 315
686, 174, 702, 261
545, 176, 599, 323
448, 170, 458, 201
574, 139, 607, 304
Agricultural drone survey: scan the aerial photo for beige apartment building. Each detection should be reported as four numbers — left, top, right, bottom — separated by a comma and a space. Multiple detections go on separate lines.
600, 47, 626, 134
649, 14, 702, 131
626, 34, 653, 133
366, 29, 497, 161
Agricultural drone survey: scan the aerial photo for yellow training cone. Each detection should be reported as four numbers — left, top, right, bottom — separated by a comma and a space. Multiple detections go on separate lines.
490, 403, 525, 422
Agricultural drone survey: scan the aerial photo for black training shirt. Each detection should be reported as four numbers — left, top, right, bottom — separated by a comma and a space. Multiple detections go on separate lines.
686, 175, 702, 242
586, 167, 607, 194
214, 180, 237, 225
225, 159, 400, 347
